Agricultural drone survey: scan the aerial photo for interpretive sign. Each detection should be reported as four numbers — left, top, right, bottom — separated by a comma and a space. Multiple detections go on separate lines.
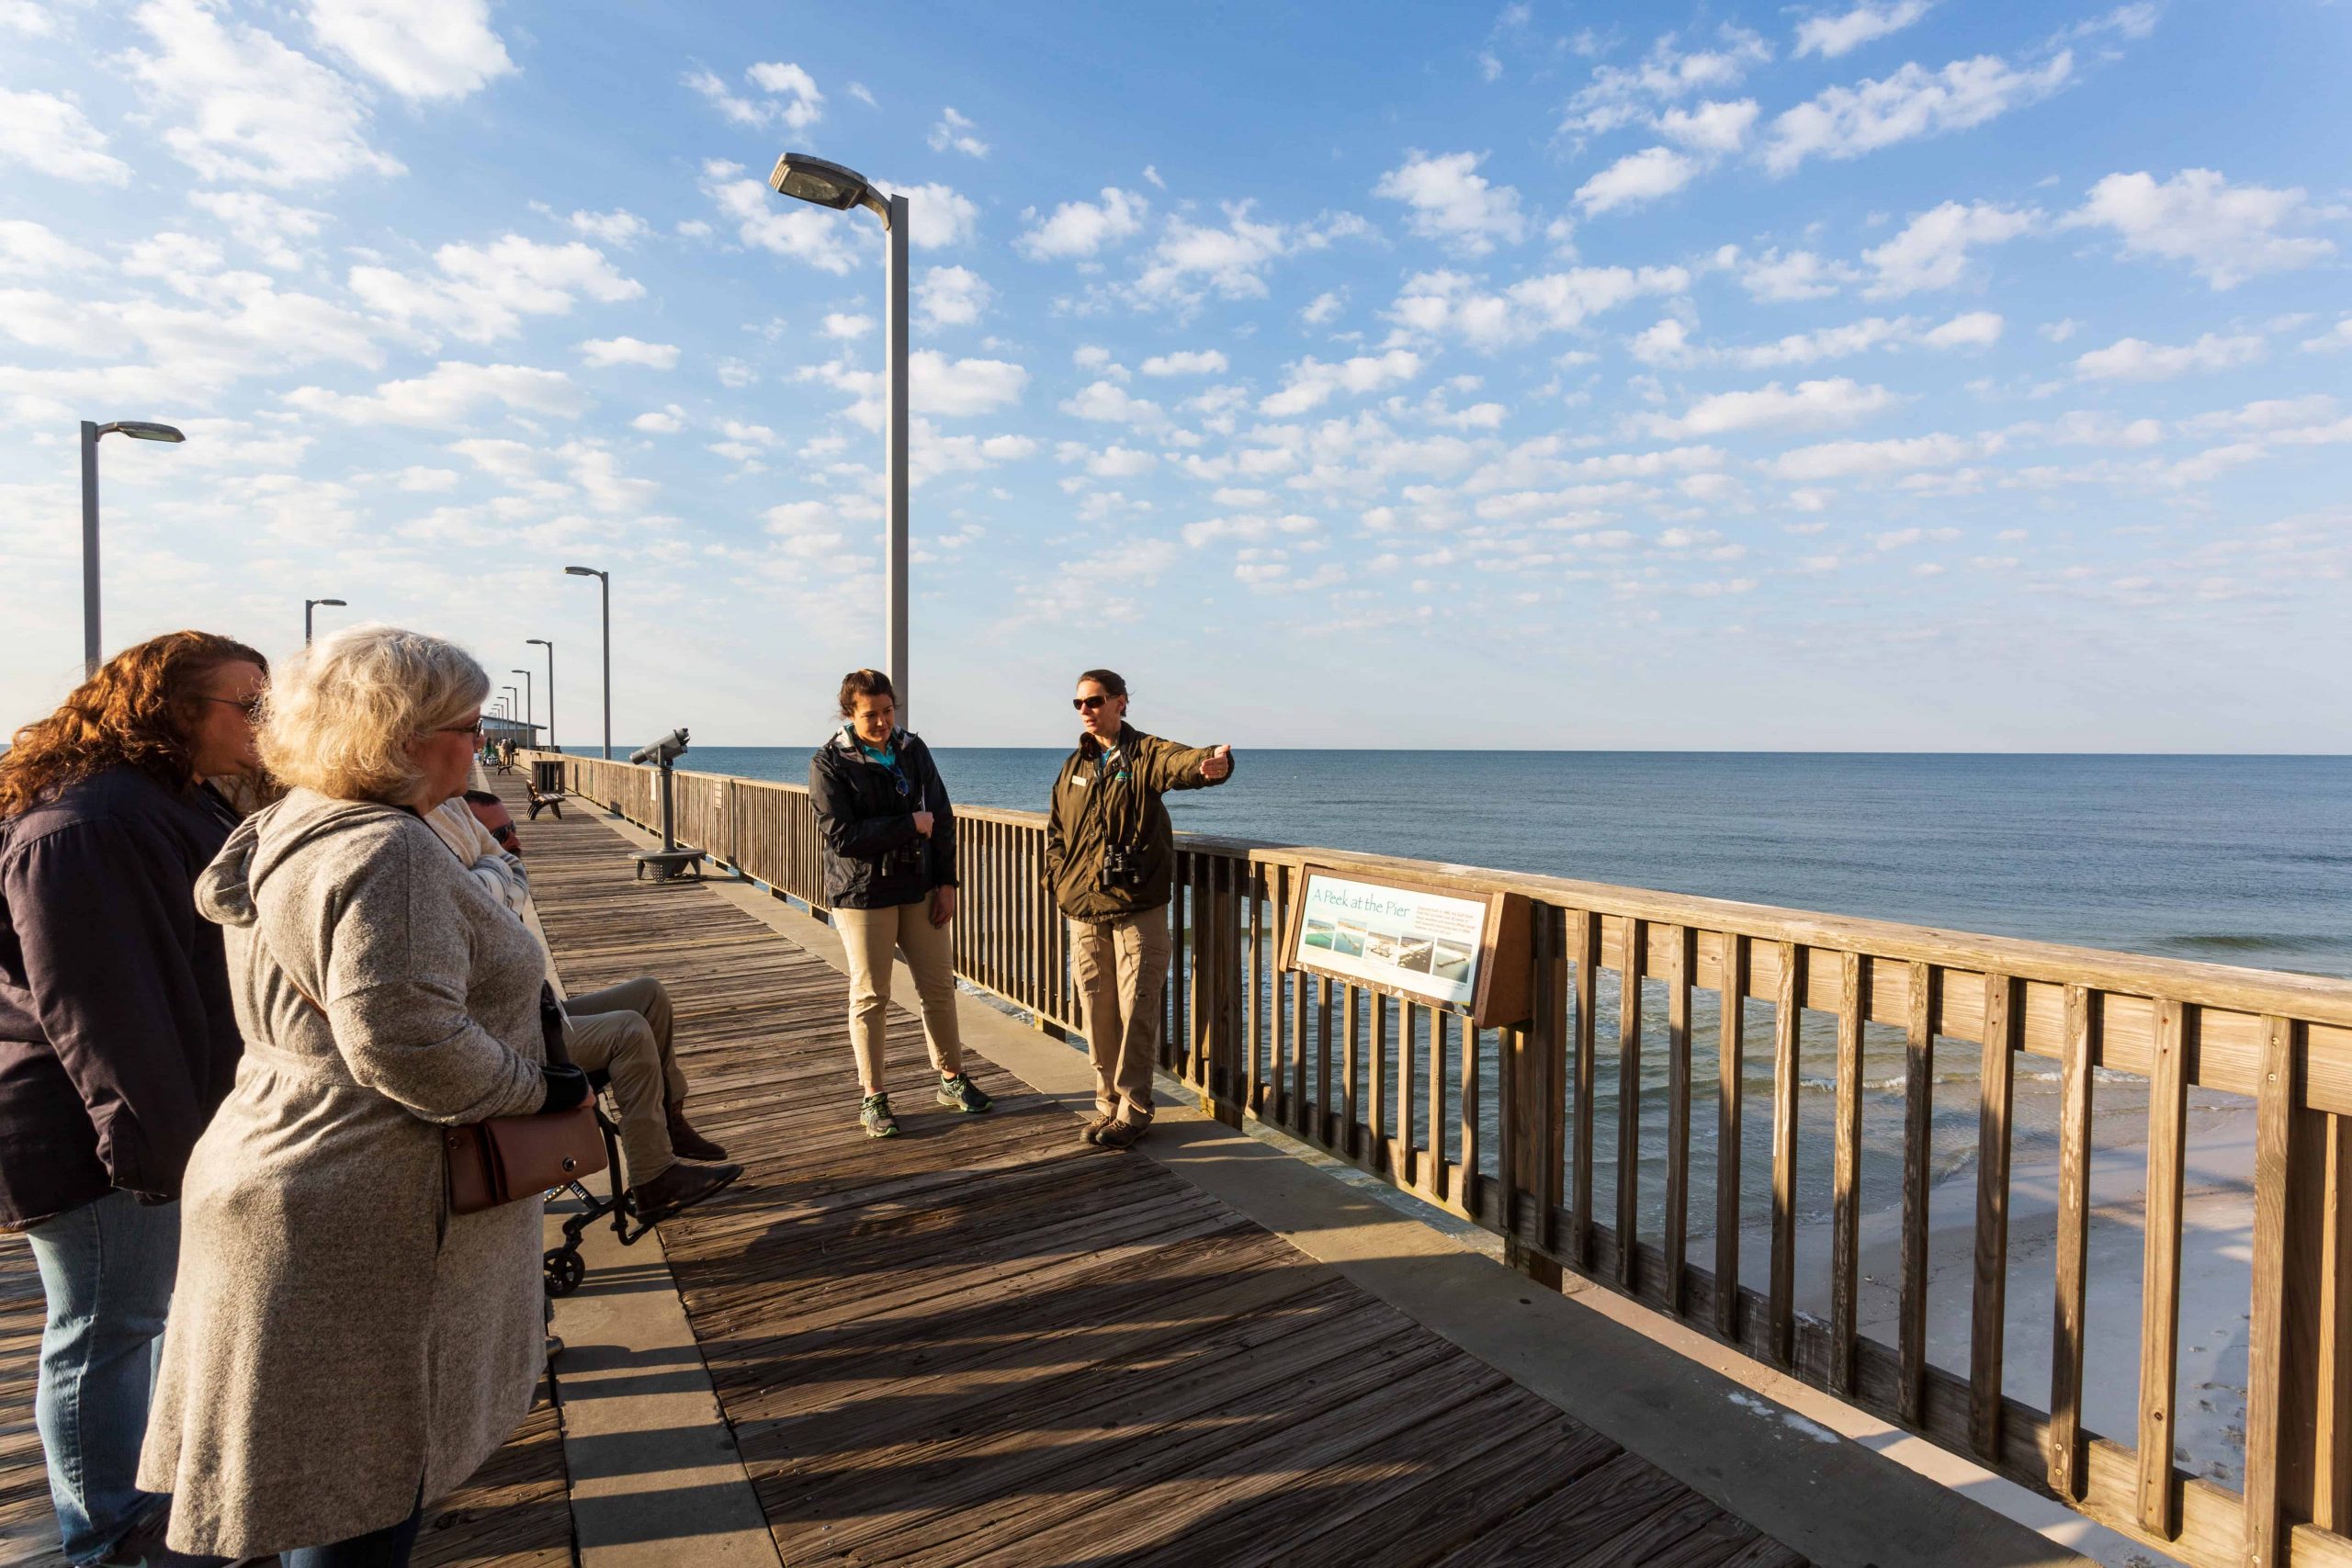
1280, 864, 1532, 1028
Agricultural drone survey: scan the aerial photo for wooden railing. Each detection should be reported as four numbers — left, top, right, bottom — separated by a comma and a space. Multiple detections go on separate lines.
532, 751, 2352, 1568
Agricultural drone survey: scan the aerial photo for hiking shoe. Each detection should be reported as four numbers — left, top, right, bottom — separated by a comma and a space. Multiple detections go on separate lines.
861, 1092, 900, 1138
937, 1072, 994, 1113
665, 1108, 729, 1161
629, 1157, 741, 1218
1079, 1111, 1120, 1145
1094, 1118, 1150, 1151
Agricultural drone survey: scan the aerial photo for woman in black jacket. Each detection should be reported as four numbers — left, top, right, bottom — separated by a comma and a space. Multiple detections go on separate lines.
0, 629, 266, 1568
808, 670, 991, 1137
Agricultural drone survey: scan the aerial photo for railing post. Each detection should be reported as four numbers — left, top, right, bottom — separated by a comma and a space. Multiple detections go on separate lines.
1505, 904, 1565, 1290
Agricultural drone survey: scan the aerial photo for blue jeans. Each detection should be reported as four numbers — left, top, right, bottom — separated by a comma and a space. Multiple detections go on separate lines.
25, 1189, 179, 1566
282, 1491, 424, 1568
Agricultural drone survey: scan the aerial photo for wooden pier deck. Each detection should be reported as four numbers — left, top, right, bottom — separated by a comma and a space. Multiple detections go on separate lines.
517, 778, 1809, 1567
0, 778, 1811, 1567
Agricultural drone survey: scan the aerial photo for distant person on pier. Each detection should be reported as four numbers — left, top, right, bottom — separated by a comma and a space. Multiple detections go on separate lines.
438, 787, 739, 1213
138, 626, 582, 1567
1046, 669, 1234, 1150
809, 669, 993, 1138
0, 631, 266, 1568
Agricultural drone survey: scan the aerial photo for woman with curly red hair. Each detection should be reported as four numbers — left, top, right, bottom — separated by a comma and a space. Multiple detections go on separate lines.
0, 629, 266, 1568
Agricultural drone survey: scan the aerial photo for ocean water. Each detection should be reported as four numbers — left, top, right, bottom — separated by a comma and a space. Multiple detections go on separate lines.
638, 747, 2351, 1232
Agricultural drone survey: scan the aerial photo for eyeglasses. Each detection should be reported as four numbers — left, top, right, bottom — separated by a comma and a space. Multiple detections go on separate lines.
488, 821, 520, 848
1073, 694, 1116, 712
435, 720, 486, 739
199, 694, 266, 721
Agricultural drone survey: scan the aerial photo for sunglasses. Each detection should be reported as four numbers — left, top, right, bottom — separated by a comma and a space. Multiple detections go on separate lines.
199, 694, 266, 721
1073, 694, 1116, 712
489, 822, 520, 847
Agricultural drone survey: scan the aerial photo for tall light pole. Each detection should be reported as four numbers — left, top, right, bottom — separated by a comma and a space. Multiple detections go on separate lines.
768, 153, 910, 723
502, 685, 518, 728
510, 668, 533, 736
81, 420, 186, 678
526, 637, 555, 751
304, 597, 345, 647
563, 565, 611, 759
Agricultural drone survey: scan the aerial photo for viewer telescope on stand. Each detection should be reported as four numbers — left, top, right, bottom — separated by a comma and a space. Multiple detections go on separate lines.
628, 728, 706, 882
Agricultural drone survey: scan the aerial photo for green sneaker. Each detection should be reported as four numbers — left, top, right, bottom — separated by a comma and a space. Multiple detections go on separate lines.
861, 1092, 899, 1138
937, 1072, 994, 1113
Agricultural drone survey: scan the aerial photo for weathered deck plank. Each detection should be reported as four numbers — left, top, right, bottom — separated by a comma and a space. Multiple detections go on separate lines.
517, 781, 1811, 1567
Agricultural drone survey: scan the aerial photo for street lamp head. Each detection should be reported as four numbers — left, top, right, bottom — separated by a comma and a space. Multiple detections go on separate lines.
770, 152, 889, 221
526, 637, 551, 648
107, 422, 186, 443
564, 565, 604, 579
311, 597, 346, 608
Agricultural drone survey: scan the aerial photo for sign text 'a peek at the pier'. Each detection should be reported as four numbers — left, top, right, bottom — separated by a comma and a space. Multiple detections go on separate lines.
1279, 865, 1532, 1029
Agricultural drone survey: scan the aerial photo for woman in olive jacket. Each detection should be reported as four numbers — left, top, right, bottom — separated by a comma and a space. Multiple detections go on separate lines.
808, 670, 992, 1138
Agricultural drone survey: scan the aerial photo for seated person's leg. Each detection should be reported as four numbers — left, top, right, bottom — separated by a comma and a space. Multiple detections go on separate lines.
565, 1008, 740, 1213
566, 976, 726, 1160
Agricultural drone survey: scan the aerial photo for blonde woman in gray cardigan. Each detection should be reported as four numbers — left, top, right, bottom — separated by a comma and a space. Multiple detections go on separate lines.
139, 626, 587, 1567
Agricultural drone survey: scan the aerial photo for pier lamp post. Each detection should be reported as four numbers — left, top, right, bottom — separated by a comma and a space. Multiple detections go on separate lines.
526, 637, 555, 750
80, 419, 186, 678
502, 685, 518, 727
767, 152, 910, 723
511, 668, 533, 735
564, 565, 612, 760
304, 597, 345, 646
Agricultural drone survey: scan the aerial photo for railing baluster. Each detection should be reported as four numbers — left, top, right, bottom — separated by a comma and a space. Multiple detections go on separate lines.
1369, 987, 1387, 1178
1900, 959, 1939, 1427
1831, 950, 1867, 1396
1971, 972, 2018, 1462
2245, 1014, 2294, 1568
1316, 969, 1333, 1146
1463, 1017, 1483, 1223
1769, 940, 1803, 1368
1664, 925, 1694, 1314
1617, 916, 1647, 1292
1429, 1005, 1450, 1205
1271, 864, 1288, 1120
1339, 980, 1358, 1154
2048, 982, 2097, 1500
1713, 931, 1748, 1342
1573, 910, 1600, 1269
1245, 866, 1263, 1116
2136, 998, 2191, 1539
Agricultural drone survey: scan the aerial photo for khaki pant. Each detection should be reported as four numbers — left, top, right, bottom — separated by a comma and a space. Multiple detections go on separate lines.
1069, 912, 1172, 1125
564, 976, 691, 1190
836, 899, 963, 1094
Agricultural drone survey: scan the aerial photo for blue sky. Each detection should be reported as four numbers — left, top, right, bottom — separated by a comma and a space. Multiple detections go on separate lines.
2, 0, 2346, 750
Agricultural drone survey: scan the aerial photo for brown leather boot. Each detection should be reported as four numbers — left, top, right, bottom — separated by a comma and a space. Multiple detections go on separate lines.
665, 1107, 729, 1161
1079, 1111, 1120, 1145
629, 1158, 741, 1218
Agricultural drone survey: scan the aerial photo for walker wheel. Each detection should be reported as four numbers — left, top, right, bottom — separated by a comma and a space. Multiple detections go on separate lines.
543, 1247, 585, 1297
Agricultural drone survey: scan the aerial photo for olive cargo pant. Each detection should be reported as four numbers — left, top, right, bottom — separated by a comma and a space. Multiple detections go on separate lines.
564, 976, 691, 1190
1069, 911, 1173, 1125
835, 899, 965, 1094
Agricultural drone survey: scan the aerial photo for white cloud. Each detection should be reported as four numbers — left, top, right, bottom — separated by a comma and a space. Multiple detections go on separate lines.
916, 265, 992, 328
579, 336, 679, 369
121, 0, 403, 186
308, 0, 514, 100
2066, 169, 2335, 289
1920, 310, 2002, 348
1738, 247, 1855, 301
1300, 291, 1345, 326
123, 231, 226, 279
2073, 332, 2265, 381
2303, 317, 2352, 354
928, 106, 988, 157
1086, 445, 1159, 478
880, 182, 981, 250
698, 159, 856, 274
764, 499, 846, 557
911, 351, 1025, 417
188, 190, 327, 268
1139, 349, 1228, 377
632, 404, 685, 434
822, 312, 873, 340
0, 89, 132, 185
1017, 187, 1148, 260
1132, 203, 1347, 307
1391, 265, 1689, 349
1260, 350, 1424, 416
1059, 379, 1168, 430
1861, 200, 2037, 296
0, 220, 99, 276
1639, 378, 1896, 437
1561, 28, 1774, 141
1657, 98, 1759, 153
1769, 431, 1984, 479
1373, 150, 1527, 255
566, 209, 650, 247
1761, 51, 2073, 175
285, 361, 587, 426
1792, 1, 1932, 59
1, 0, 56, 35
1577, 147, 1701, 215
350, 235, 642, 343
682, 62, 831, 148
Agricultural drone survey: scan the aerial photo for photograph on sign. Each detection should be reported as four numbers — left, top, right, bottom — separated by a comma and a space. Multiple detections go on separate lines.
1296, 871, 1489, 1009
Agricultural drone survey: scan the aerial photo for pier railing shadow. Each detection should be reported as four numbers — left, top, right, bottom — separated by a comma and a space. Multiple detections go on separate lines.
533, 750, 2352, 1568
